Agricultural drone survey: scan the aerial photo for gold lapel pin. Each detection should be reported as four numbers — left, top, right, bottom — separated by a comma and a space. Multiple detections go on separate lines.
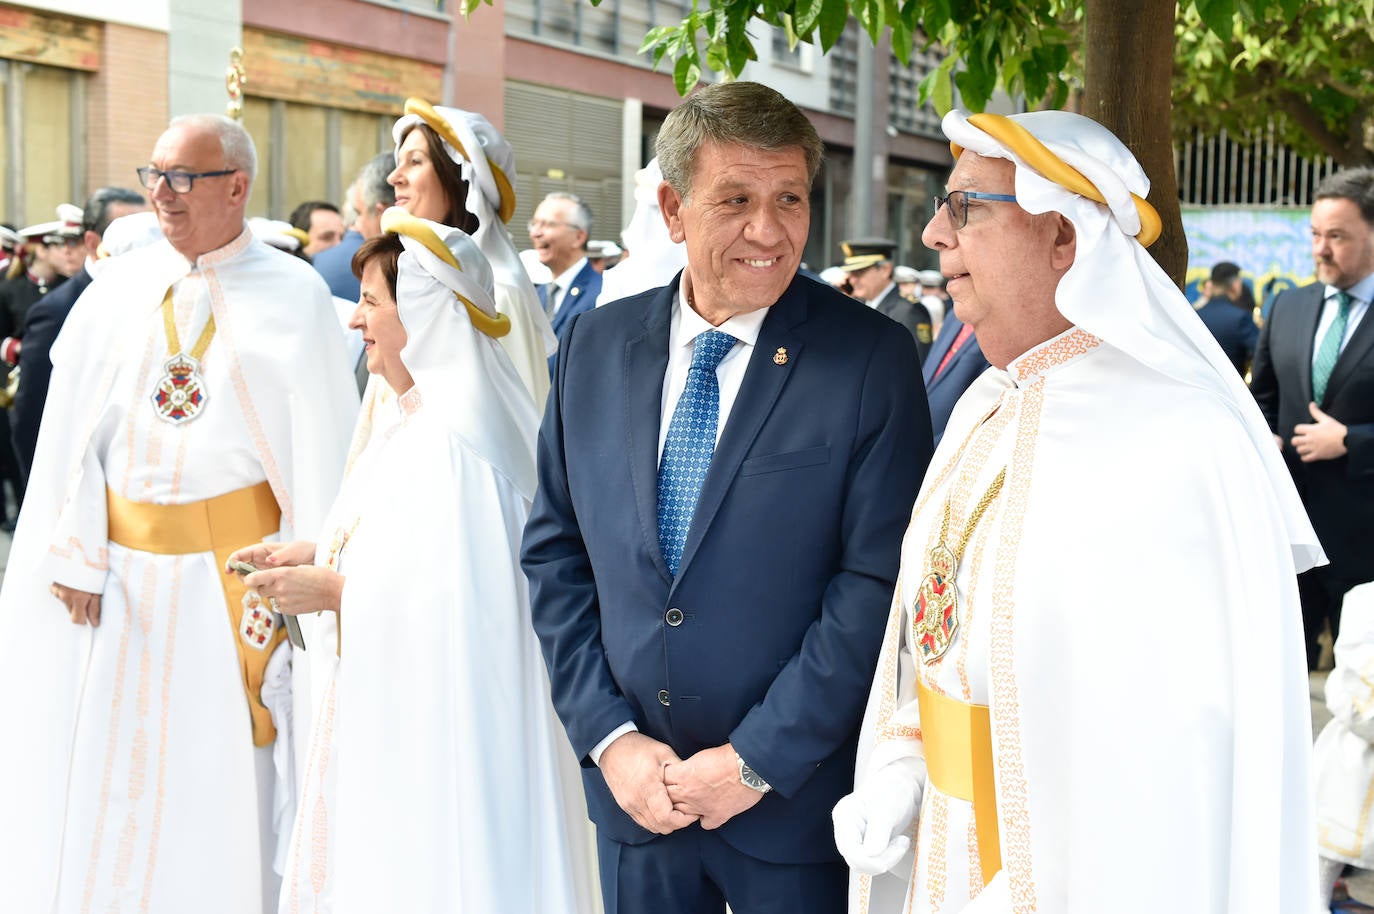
773, 347, 788, 365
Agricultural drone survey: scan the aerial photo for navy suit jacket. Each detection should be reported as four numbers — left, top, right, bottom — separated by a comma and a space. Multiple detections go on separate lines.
1252, 282, 1374, 581
540, 259, 602, 376
311, 230, 364, 303
921, 313, 988, 446
12, 266, 93, 477
522, 273, 931, 864
1195, 297, 1258, 374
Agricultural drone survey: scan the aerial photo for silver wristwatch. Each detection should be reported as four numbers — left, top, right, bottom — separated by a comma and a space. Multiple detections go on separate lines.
736, 752, 772, 794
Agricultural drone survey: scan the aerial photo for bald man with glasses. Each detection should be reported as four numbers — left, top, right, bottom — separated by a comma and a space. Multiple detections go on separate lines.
0, 113, 357, 914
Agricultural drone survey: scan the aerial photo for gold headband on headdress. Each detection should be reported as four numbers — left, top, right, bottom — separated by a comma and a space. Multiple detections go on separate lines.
951, 113, 1162, 248
380, 208, 511, 339
284, 227, 311, 248
402, 98, 518, 225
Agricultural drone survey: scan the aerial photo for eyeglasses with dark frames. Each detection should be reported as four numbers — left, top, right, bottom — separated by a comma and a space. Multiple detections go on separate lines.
526, 218, 578, 233
933, 190, 1019, 229
136, 166, 238, 194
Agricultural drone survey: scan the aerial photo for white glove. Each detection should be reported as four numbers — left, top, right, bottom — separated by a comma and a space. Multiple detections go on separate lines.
832, 757, 923, 876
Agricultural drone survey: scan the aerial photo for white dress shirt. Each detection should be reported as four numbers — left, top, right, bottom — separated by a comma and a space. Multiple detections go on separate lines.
1313, 272, 1374, 362
591, 278, 771, 765
547, 257, 589, 318
865, 281, 896, 310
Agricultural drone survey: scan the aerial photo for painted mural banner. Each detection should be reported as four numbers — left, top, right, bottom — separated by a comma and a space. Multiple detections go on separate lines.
1181, 207, 1315, 312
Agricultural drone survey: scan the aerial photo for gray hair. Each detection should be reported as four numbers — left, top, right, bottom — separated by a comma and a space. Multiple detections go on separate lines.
655, 81, 823, 200
357, 152, 397, 211
1315, 167, 1374, 226
82, 186, 146, 236
541, 191, 591, 234
168, 113, 258, 182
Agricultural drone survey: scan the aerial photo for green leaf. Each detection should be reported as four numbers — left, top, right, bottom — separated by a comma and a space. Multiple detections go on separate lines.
638, 24, 674, 54
674, 53, 701, 94
891, 17, 914, 64
954, 63, 995, 112
924, 0, 951, 37
793, 0, 825, 39
817, 0, 848, 51
1193, 0, 1237, 37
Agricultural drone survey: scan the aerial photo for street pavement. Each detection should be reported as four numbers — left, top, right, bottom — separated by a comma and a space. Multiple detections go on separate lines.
0, 524, 1366, 901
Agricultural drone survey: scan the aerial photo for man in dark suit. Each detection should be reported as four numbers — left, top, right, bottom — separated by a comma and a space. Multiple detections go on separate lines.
1252, 167, 1374, 670
1195, 261, 1259, 375
921, 309, 988, 446
314, 153, 395, 303
839, 237, 933, 365
521, 82, 932, 914
530, 191, 602, 374
11, 187, 146, 482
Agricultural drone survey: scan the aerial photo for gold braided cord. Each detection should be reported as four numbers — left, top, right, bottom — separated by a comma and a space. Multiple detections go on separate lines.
379, 208, 511, 340
402, 97, 518, 225
952, 113, 1162, 248
937, 467, 1007, 563
161, 287, 217, 360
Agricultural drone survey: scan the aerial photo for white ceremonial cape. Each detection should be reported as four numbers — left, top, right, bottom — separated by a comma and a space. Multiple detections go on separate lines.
1314, 582, 1374, 869
280, 216, 591, 913
0, 229, 358, 914
851, 328, 1319, 914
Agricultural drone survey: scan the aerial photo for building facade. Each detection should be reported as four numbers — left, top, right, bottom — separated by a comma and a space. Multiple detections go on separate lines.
2, 0, 954, 271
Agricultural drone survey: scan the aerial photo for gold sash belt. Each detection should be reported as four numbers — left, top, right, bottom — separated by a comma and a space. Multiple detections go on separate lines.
106, 481, 284, 747
917, 678, 1001, 885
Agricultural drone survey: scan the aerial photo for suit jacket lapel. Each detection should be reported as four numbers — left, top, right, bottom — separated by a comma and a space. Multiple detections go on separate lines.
1326, 292, 1374, 403
672, 278, 807, 587
624, 282, 677, 583
1297, 284, 1325, 403
922, 315, 960, 386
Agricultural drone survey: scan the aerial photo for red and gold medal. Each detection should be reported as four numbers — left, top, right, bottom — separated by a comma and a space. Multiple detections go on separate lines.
151, 287, 215, 424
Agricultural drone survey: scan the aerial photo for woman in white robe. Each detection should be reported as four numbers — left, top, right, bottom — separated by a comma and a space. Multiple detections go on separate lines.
349, 99, 554, 466
228, 210, 583, 913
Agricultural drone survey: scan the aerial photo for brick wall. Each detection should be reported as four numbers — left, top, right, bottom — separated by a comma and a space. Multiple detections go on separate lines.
86, 23, 168, 194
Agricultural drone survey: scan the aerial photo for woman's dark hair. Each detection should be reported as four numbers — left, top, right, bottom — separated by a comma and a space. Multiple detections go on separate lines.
351, 233, 404, 300
405, 123, 480, 235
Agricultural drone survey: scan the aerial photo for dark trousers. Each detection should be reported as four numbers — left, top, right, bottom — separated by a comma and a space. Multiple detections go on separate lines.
1300, 567, 1362, 670
597, 825, 847, 914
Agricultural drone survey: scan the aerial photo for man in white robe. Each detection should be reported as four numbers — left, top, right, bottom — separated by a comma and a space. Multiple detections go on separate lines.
0, 114, 357, 914
833, 111, 1324, 913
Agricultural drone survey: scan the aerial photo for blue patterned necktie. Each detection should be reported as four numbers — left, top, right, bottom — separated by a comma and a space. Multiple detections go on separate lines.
657, 329, 737, 576
1312, 290, 1352, 403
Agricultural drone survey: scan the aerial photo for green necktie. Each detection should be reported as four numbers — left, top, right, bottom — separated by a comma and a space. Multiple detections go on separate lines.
1312, 290, 1352, 404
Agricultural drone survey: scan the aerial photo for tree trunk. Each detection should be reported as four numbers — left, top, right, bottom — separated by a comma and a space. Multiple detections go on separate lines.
1082, 0, 1185, 287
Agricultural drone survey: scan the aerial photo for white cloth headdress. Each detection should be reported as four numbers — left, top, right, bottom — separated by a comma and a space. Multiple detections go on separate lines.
392, 99, 556, 403
382, 208, 539, 499
599, 157, 688, 306
942, 109, 1321, 571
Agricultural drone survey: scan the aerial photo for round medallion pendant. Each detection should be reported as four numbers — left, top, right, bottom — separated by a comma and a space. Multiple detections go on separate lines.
912, 543, 959, 663
151, 353, 208, 424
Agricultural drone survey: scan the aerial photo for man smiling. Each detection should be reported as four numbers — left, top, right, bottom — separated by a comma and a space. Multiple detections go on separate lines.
0, 114, 356, 914
523, 81, 932, 913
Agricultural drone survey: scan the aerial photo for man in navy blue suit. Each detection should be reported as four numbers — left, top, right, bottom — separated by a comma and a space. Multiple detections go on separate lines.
1194, 261, 1259, 375
530, 191, 602, 374
921, 310, 988, 446
522, 82, 932, 914
11, 187, 146, 480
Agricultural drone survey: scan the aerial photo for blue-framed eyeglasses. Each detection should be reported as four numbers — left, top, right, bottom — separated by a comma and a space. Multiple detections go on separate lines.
137, 166, 237, 194
933, 190, 1019, 229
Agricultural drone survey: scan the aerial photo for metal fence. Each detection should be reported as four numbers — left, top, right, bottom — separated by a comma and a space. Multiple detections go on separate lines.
1174, 126, 1339, 208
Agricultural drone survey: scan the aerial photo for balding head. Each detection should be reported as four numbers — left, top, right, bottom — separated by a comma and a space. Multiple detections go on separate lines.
147, 115, 255, 259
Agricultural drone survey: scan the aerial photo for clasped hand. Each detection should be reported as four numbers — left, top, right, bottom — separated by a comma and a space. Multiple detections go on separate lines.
600, 736, 763, 835
223, 540, 343, 615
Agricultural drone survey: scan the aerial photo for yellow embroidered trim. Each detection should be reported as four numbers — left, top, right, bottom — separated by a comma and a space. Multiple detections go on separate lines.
403, 97, 518, 224
161, 287, 216, 362
380, 208, 512, 340
953, 112, 1162, 248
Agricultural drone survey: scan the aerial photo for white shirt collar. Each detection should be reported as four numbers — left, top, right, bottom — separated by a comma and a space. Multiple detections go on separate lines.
550, 257, 589, 292
867, 281, 896, 308
1329, 272, 1374, 305
673, 275, 769, 348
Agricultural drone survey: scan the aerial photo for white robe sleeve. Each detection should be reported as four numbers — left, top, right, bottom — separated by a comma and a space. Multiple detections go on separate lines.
41, 443, 110, 594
